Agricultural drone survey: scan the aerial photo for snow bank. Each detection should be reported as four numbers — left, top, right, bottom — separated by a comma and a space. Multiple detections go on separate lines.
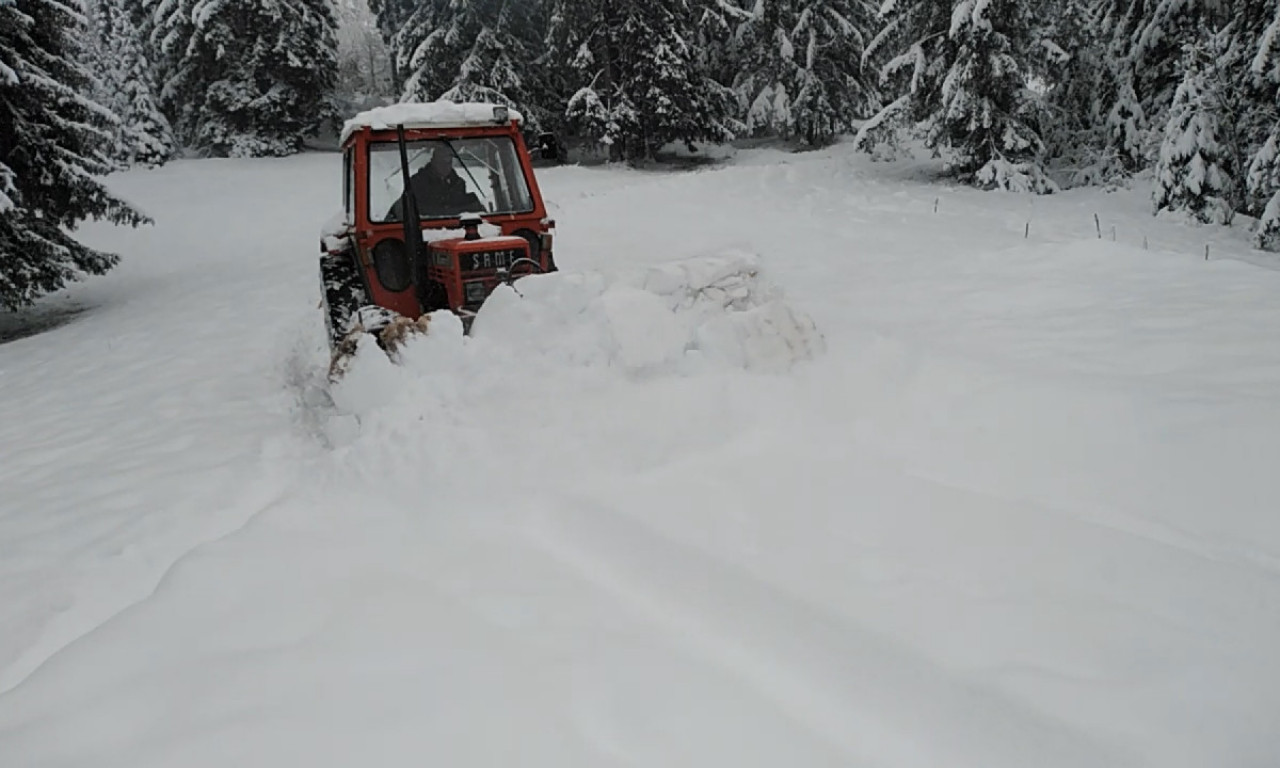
6, 139, 1280, 768
629, 249, 824, 372
322, 251, 823, 442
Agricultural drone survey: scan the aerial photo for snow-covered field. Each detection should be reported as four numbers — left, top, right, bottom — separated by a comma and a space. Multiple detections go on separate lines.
2, 141, 1278, 767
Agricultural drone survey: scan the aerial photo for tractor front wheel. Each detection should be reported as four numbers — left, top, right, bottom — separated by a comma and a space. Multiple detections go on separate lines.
419, 278, 449, 314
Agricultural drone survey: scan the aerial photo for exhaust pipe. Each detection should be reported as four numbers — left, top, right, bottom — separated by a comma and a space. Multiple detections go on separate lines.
395, 124, 426, 299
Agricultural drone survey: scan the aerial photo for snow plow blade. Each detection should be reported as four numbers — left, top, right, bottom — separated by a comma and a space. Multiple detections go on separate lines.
328, 306, 431, 381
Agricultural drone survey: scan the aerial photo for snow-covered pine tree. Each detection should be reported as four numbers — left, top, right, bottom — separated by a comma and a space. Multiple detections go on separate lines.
1244, 2, 1280, 248
1131, 0, 1231, 110
90, 0, 177, 168
83, 0, 111, 89
693, 0, 746, 119
856, 0, 941, 144
941, 0, 1053, 191
792, 0, 878, 144
333, 0, 394, 104
734, 0, 879, 145
143, 0, 340, 157
549, 0, 738, 163
732, 0, 799, 137
1026, 0, 1120, 185
1101, 74, 1149, 176
0, 0, 150, 310
366, 0, 416, 91
1, 0, 18, 223
1089, 0, 1233, 177
1084, 4, 1152, 176
142, 0, 200, 132
394, 0, 551, 130
860, 0, 1053, 192
854, 0, 952, 158
1152, 28, 1247, 225
79, 0, 125, 165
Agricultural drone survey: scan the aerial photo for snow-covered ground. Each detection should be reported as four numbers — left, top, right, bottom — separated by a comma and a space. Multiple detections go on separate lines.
2, 141, 1278, 767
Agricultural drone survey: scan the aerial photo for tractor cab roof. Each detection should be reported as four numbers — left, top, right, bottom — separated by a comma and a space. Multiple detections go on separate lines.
340, 102, 525, 146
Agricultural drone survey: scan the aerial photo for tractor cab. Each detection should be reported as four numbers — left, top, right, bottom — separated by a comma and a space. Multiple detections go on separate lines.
319, 102, 556, 360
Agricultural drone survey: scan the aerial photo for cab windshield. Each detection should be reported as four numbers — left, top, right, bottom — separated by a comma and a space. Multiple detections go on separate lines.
369, 137, 535, 223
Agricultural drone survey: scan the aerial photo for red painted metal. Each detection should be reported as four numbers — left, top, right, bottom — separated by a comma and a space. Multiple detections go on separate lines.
427, 235, 532, 309
338, 118, 555, 322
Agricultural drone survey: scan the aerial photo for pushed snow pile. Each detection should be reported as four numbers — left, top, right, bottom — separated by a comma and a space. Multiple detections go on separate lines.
321, 252, 822, 442
481, 249, 822, 373
634, 249, 777, 312
631, 249, 824, 372
362, 250, 821, 379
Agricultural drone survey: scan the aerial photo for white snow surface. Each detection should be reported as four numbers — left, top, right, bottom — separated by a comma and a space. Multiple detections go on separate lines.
339, 101, 524, 144
2, 142, 1280, 767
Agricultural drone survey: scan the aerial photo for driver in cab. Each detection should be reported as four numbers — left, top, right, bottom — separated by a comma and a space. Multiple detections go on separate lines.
389, 146, 483, 220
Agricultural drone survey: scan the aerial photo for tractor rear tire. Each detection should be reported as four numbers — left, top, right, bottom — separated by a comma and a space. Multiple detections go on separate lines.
320, 247, 368, 353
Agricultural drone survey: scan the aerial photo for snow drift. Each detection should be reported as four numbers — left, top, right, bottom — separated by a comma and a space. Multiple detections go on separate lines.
4, 141, 1280, 768
322, 249, 824, 445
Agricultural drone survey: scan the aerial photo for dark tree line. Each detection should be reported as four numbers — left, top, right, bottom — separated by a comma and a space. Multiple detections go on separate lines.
378, 0, 881, 161
374, 0, 1280, 243
1, 0, 150, 311
2, 0, 339, 309
9, 0, 1280, 310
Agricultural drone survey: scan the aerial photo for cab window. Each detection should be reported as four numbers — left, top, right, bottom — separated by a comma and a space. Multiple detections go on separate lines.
368, 137, 535, 223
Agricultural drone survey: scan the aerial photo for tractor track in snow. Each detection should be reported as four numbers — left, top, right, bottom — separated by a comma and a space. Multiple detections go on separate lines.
0, 485, 291, 698
521, 492, 1130, 768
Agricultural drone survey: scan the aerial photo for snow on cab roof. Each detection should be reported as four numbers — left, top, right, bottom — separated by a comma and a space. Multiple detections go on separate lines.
340, 102, 524, 144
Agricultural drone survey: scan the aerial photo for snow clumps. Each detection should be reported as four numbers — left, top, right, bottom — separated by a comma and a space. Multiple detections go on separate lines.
320, 249, 823, 443
469, 248, 825, 375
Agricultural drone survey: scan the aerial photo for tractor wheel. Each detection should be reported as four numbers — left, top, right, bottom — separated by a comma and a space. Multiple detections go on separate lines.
319, 246, 368, 353
514, 228, 558, 273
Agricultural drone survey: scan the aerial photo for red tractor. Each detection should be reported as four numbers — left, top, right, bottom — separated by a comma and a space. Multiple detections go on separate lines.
318, 102, 558, 369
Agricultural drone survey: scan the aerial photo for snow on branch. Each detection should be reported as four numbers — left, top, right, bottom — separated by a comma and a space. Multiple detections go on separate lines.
889, 42, 929, 93
714, 0, 754, 22
1038, 38, 1068, 64
0, 161, 16, 214
854, 92, 910, 149
1253, 10, 1280, 79
1133, 0, 1199, 67
863, 16, 900, 67
30, 0, 85, 25
949, 0, 974, 37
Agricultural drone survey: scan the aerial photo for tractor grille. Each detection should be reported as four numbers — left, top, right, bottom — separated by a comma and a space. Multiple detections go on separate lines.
462, 249, 523, 272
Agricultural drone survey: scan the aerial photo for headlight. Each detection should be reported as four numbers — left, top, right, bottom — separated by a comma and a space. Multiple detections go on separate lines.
465, 281, 488, 303
493, 105, 509, 123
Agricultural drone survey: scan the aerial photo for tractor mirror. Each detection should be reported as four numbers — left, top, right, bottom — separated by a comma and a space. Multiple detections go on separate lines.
535, 133, 562, 162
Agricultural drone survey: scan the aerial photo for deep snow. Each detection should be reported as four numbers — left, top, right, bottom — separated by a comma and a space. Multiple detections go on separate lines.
1, 141, 1278, 767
